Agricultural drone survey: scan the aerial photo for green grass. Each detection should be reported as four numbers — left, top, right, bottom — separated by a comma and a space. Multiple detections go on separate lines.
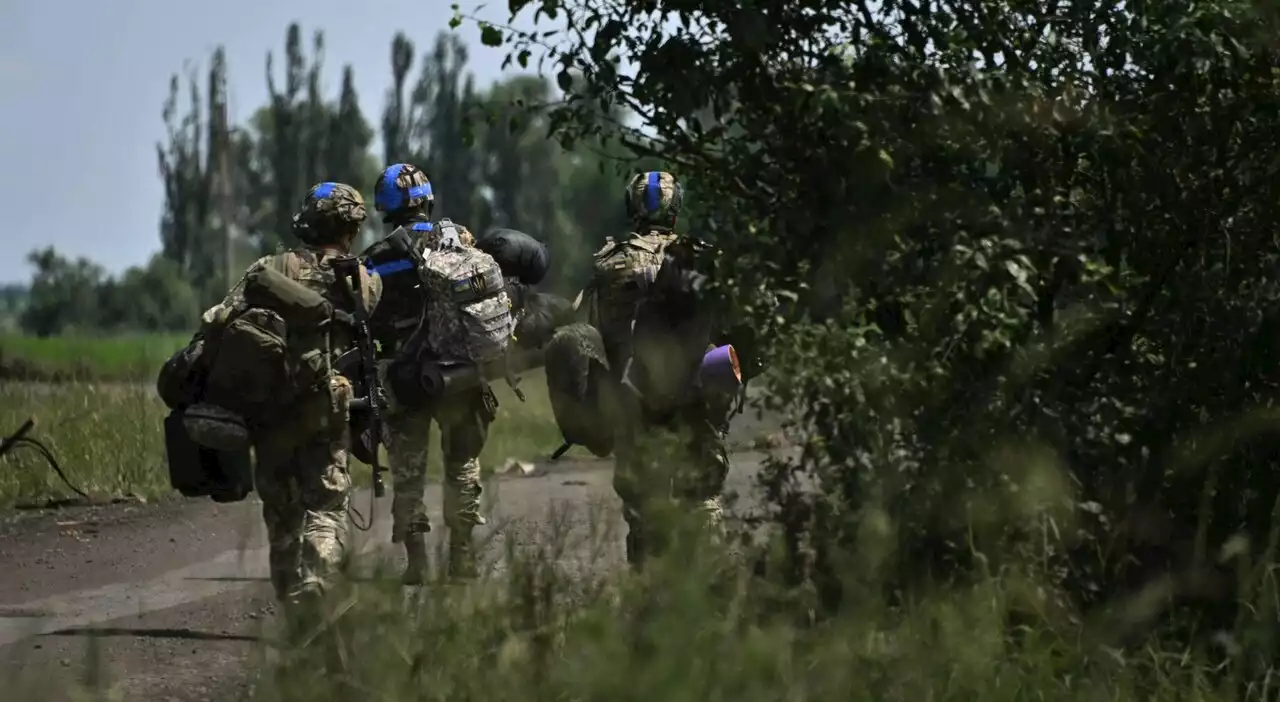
0, 381, 169, 508
172, 518, 1266, 700
0, 332, 191, 382
3, 510, 1254, 701
0, 368, 560, 510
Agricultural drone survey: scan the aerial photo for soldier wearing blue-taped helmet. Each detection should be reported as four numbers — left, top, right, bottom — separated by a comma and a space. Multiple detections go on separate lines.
194, 180, 381, 607
360, 162, 494, 585
554, 169, 743, 569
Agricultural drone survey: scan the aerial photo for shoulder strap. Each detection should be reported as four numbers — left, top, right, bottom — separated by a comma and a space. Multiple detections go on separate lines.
435, 218, 464, 249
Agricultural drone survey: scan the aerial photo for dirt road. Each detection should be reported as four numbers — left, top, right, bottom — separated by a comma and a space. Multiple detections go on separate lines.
0, 419, 783, 700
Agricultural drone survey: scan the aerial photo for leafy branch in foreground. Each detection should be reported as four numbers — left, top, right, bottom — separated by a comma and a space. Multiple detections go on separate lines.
463, 0, 1280, 665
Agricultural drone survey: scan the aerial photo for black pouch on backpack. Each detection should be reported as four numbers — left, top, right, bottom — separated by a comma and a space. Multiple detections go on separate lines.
163, 409, 253, 503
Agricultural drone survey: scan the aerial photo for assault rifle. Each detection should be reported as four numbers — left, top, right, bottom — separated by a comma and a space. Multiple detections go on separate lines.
333, 255, 387, 499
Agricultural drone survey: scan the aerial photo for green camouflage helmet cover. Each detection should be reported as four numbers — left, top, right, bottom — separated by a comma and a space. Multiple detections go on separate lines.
292, 182, 367, 244
624, 171, 683, 229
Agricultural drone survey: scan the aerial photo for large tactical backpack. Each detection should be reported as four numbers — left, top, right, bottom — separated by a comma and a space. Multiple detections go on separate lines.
417, 219, 515, 366
201, 252, 350, 427
586, 231, 678, 372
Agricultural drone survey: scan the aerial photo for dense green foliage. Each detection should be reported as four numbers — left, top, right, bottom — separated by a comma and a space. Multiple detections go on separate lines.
456, 0, 1280, 677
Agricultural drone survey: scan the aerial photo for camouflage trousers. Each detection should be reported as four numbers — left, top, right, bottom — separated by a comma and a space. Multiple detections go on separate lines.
386, 386, 496, 551
612, 392, 734, 567
253, 375, 353, 604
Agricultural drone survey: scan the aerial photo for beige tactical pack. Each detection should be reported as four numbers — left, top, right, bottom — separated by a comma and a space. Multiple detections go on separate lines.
581, 231, 678, 372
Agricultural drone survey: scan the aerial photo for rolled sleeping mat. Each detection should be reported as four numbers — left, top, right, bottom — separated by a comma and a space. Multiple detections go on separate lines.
477, 228, 550, 285
698, 344, 743, 396
375, 347, 549, 413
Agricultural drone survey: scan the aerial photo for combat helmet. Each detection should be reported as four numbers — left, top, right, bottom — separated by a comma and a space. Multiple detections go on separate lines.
292, 182, 367, 245
624, 170, 683, 231
373, 163, 434, 222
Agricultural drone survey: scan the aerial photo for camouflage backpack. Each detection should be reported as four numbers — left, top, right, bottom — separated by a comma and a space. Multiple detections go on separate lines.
584, 231, 679, 372
417, 218, 515, 366
198, 250, 367, 428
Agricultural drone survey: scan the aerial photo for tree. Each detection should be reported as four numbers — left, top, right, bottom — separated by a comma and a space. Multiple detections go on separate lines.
475, 0, 1280, 646
381, 32, 486, 227
156, 47, 235, 303
20, 248, 109, 337
250, 24, 376, 253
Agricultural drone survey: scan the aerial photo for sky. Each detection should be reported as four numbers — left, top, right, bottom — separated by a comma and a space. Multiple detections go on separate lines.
0, 1, 541, 285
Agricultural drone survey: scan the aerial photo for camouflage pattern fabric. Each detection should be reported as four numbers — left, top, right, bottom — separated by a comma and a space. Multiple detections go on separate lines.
580, 231, 679, 373
202, 249, 381, 338
292, 182, 367, 245
254, 373, 354, 603
387, 386, 495, 574
418, 239, 514, 365
612, 387, 734, 567
199, 248, 382, 434
374, 217, 495, 579
410, 218, 476, 249
203, 245, 381, 603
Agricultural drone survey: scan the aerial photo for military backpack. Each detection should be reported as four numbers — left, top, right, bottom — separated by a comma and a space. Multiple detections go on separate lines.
416, 218, 515, 367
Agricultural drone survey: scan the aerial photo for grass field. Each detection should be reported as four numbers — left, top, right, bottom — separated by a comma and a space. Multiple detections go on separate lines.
0, 332, 191, 382
0, 370, 560, 510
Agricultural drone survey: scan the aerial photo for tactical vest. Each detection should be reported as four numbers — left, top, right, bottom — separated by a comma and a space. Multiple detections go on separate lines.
363, 221, 434, 351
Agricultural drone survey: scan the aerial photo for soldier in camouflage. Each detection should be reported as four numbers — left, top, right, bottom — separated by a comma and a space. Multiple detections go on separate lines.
577, 170, 736, 567
367, 163, 494, 584
204, 182, 381, 605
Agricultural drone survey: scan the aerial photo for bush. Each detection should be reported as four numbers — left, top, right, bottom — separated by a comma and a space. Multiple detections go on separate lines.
456, 0, 1280, 680
244, 507, 1246, 701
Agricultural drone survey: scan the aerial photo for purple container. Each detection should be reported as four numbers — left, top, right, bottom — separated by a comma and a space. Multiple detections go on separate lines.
699, 344, 743, 395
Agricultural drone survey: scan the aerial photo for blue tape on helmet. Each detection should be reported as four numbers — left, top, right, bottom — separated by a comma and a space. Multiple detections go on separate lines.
313, 182, 337, 199
408, 182, 433, 201
369, 259, 416, 276
377, 164, 407, 211
411, 222, 434, 232
645, 171, 660, 214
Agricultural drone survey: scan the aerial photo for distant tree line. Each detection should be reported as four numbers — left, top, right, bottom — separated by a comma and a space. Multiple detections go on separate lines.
19, 23, 644, 337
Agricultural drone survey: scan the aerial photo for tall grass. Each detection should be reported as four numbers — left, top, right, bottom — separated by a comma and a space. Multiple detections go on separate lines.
228, 505, 1247, 702
0, 381, 168, 507
0, 367, 560, 509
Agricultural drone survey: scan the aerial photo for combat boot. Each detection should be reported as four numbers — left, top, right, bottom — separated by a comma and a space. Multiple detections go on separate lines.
447, 529, 478, 580
402, 533, 428, 586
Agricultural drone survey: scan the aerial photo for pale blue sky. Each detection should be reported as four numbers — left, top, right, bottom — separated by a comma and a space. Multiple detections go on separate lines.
0, 1, 539, 284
